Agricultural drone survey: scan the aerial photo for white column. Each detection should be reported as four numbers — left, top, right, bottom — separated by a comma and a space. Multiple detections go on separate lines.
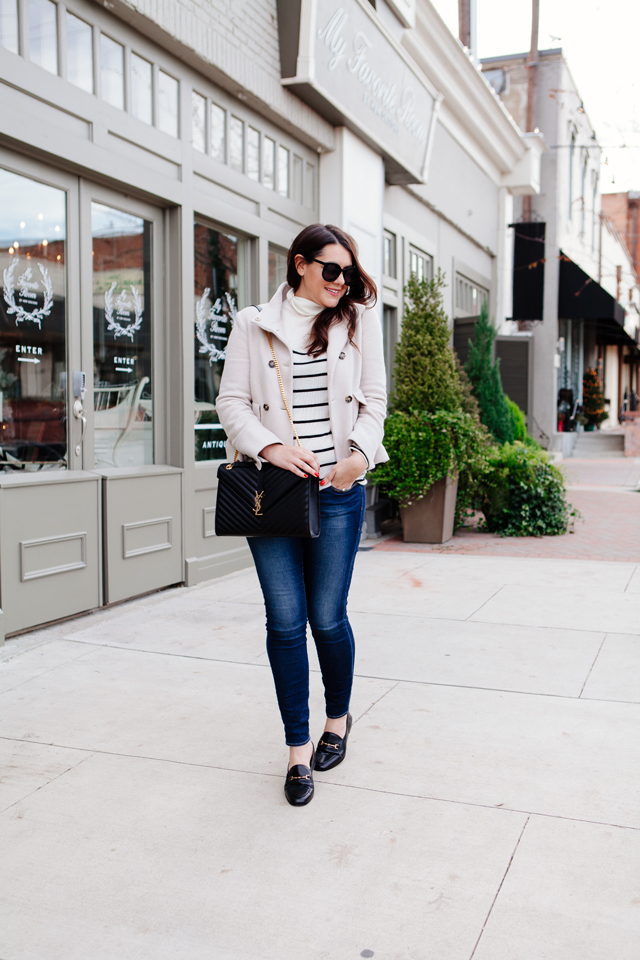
496, 187, 514, 333
319, 127, 385, 291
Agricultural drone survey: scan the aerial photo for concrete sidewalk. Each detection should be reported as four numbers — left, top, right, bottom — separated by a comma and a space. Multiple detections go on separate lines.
1, 546, 640, 958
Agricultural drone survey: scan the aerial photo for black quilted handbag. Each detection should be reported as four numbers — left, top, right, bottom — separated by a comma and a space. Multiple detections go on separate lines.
214, 331, 320, 538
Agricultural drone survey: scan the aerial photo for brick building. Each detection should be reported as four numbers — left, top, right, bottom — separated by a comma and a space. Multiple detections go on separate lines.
601, 192, 640, 281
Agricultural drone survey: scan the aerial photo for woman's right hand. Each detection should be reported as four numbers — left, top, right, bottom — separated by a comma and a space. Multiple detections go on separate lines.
259, 443, 320, 478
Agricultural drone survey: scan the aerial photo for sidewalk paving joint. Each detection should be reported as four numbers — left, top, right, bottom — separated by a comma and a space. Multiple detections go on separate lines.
469, 815, 531, 960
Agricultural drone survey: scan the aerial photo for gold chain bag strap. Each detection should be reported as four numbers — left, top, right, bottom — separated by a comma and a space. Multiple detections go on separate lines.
267, 331, 302, 448
214, 313, 321, 538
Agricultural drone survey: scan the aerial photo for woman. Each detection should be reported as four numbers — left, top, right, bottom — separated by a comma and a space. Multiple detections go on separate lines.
216, 224, 387, 806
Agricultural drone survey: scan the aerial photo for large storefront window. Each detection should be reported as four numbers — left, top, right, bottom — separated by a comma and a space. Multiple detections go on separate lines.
194, 223, 246, 461
92, 203, 153, 467
0, 168, 67, 471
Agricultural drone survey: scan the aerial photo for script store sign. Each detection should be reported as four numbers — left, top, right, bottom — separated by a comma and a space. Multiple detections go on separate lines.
278, 0, 438, 183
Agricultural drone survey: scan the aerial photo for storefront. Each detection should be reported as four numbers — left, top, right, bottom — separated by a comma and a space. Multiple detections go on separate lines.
0, 0, 321, 640
0, 0, 541, 639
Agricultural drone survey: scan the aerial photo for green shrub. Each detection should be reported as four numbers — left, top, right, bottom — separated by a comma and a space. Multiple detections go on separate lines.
465, 303, 514, 443
480, 442, 574, 537
371, 410, 489, 512
507, 397, 527, 441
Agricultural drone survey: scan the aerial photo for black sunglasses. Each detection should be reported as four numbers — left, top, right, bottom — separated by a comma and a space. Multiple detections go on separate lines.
312, 258, 358, 285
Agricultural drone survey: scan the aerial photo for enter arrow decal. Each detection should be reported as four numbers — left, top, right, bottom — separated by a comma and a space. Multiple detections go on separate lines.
18, 357, 41, 364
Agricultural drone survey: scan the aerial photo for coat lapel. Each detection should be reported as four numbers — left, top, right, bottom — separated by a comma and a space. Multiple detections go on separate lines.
249, 282, 288, 342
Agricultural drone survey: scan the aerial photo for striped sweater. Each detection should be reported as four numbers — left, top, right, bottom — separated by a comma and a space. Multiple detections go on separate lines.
291, 349, 337, 479
281, 291, 366, 485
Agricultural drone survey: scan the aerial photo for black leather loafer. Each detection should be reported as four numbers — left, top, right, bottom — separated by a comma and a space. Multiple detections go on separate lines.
284, 743, 315, 807
314, 713, 352, 772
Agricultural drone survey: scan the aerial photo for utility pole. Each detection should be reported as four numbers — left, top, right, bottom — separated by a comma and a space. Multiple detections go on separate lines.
526, 0, 540, 133
522, 0, 540, 220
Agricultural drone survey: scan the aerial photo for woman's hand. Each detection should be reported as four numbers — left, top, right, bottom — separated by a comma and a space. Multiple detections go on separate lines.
260, 443, 320, 478
321, 450, 367, 491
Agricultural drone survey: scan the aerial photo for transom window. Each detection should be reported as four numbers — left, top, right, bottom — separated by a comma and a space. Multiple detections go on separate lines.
455, 274, 489, 317
3, 0, 181, 138
0, 0, 19, 53
409, 247, 432, 282
191, 91, 316, 208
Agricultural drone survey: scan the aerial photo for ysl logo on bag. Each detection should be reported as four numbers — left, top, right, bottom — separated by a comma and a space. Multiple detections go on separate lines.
253, 490, 265, 516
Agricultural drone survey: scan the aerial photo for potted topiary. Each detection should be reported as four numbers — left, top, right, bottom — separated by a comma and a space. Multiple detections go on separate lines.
371, 272, 488, 543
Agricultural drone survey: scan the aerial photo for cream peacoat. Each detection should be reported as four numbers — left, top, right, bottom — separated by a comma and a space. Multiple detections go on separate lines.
216, 283, 388, 469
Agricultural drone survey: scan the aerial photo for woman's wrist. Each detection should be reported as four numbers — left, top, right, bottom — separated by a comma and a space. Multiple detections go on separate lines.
259, 443, 282, 459
349, 448, 368, 470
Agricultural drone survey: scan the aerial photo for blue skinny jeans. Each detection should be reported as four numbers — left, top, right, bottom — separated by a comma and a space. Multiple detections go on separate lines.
248, 484, 366, 746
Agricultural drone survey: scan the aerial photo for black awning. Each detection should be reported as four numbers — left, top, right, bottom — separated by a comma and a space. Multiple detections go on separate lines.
558, 251, 626, 324
595, 316, 637, 346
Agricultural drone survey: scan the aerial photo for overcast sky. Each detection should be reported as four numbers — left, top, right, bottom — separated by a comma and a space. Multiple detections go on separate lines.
429, 0, 640, 193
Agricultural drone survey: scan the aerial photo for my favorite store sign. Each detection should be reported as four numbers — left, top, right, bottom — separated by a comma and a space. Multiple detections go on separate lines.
278, 0, 438, 183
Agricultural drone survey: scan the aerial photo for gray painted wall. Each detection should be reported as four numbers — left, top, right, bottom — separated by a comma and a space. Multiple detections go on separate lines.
418, 123, 500, 256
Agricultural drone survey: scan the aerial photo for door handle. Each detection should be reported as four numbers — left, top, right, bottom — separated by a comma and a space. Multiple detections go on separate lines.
73, 399, 87, 457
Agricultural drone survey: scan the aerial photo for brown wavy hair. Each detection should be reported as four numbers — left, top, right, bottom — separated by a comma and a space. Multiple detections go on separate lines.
286, 224, 377, 357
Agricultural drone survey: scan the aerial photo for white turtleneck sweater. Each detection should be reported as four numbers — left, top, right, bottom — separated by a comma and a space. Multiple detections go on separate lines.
278, 289, 367, 486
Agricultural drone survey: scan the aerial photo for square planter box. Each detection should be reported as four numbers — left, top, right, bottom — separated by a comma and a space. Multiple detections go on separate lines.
400, 475, 458, 544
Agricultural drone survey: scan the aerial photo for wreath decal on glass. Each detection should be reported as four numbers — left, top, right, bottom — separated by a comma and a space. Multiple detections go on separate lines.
196, 289, 237, 365
2, 258, 54, 329
104, 281, 144, 340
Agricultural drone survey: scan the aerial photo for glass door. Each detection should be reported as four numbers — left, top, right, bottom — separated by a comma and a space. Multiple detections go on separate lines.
0, 167, 68, 471
91, 203, 153, 468
79, 184, 164, 471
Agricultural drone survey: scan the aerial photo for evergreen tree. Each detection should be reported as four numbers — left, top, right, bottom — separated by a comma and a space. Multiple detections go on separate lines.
465, 302, 514, 443
455, 354, 482, 420
391, 271, 463, 414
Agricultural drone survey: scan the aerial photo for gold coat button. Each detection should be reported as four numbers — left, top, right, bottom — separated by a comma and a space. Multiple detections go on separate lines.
345, 395, 353, 403
263, 403, 269, 410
